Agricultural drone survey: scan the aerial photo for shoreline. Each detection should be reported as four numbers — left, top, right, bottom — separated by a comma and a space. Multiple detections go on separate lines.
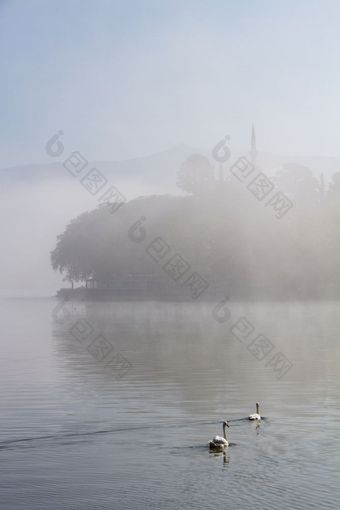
55, 287, 340, 303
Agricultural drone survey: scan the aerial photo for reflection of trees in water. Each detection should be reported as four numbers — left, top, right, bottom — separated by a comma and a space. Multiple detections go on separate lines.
51, 301, 340, 415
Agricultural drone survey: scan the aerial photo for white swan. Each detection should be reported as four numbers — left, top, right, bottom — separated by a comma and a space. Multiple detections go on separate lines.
248, 402, 261, 421
209, 421, 229, 451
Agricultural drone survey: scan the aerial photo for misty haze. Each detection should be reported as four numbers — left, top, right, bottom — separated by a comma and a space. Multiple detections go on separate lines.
0, 2, 339, 510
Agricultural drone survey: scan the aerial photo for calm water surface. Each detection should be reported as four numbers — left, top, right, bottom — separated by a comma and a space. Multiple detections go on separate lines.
0, 298, 339, 509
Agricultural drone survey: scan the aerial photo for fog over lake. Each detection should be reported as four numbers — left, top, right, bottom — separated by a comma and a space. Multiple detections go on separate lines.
1, 1, 340, 509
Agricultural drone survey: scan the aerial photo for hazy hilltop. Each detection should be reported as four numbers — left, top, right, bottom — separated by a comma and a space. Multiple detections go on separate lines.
2, 145, 340, 192
0, 145, 195, 194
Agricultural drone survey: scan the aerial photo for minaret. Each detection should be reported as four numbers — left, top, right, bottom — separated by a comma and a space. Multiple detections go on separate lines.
250, 123, 257, 166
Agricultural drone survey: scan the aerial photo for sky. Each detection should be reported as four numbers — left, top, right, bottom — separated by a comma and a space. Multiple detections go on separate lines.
1, 0, 340, 168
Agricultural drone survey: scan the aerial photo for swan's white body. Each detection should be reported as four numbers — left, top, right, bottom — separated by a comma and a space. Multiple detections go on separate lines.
213, 435, 228, 446
209, 422, 229, 450
248, 402, 261, 421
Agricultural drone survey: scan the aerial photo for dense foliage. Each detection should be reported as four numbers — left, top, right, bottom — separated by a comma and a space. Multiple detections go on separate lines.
51, 163, 340, 299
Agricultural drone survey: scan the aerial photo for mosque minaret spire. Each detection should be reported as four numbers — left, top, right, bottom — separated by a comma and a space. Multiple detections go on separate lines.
250, 123, 257, 166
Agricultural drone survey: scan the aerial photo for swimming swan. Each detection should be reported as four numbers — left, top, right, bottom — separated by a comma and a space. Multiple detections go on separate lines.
248, 402, 261, 421
209, 421, 229, 451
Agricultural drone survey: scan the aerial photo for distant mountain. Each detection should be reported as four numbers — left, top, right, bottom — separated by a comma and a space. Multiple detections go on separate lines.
0, 145, 196, 194
1, 145, 340, 193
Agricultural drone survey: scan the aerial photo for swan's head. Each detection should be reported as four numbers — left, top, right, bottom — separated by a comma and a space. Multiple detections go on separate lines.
256, 402, 260, 412
223, 420, 229, 428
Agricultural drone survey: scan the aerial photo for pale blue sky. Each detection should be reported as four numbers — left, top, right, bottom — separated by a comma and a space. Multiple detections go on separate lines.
1, 0, 340, 167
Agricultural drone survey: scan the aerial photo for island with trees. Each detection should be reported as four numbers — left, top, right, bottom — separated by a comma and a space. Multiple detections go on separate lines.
51, 155, 340, 301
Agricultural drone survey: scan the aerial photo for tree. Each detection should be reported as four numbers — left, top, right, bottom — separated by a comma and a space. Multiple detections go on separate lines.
177, 153, 214, 194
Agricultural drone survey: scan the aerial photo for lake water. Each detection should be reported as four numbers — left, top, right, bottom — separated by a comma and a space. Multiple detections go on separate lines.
0, 297, 339, 509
